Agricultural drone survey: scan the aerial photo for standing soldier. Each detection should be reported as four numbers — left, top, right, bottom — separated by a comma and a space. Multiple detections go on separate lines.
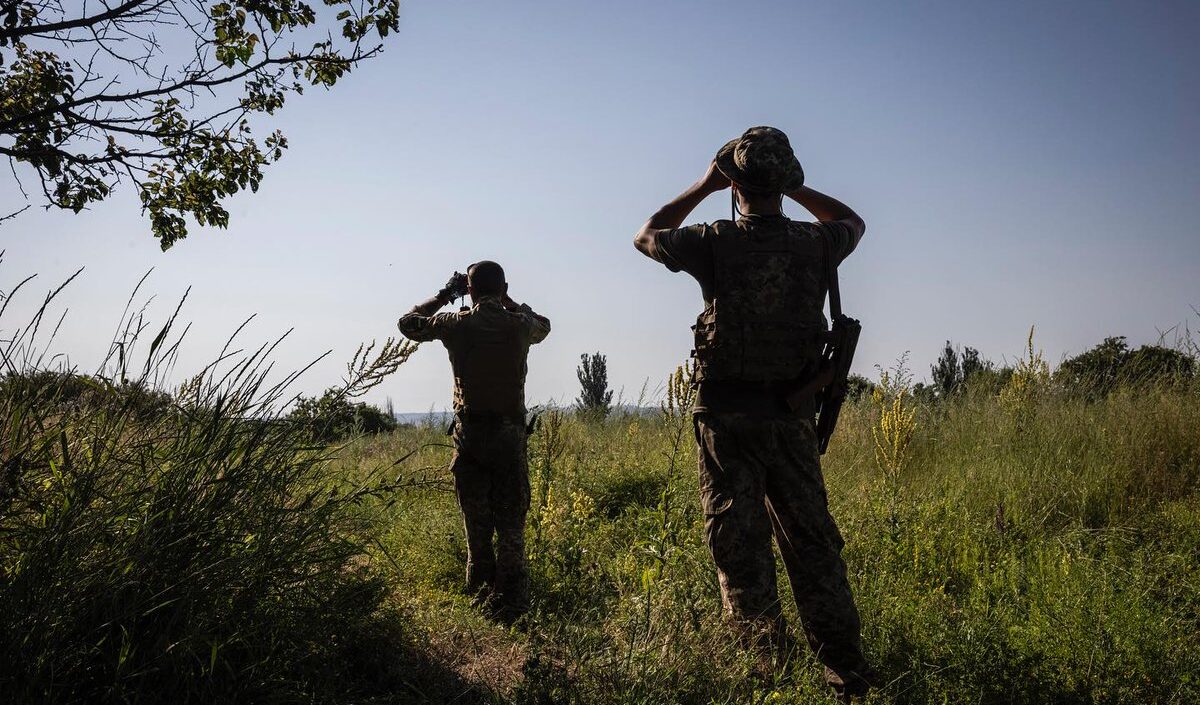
633, 127, 877, 700
398, 261, 551, 624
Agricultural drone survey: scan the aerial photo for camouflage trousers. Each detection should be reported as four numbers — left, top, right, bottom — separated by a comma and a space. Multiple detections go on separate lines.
694, 411, 870, 682
450, 417, 531, 622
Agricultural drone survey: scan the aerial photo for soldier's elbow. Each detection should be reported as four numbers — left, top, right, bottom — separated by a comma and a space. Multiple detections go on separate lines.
851, 215, 866, 240
634, 228, 654, 255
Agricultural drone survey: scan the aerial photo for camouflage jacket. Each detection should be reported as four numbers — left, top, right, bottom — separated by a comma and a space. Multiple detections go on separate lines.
398, 297, 550, 419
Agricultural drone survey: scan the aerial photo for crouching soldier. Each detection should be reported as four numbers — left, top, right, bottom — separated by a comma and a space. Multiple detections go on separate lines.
399, 261, 550, 624
633, 127, 878, 700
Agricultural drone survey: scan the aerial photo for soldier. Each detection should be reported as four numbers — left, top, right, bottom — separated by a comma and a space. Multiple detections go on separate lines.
633, 127, 877, 699
398, 261, 551, 624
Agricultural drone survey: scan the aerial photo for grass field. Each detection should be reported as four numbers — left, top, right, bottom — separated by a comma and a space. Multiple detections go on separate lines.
3, 299, 1198, 703
346, 368, 1200, 704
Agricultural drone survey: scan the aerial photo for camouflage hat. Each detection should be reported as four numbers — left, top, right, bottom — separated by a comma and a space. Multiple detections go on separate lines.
714, 126, 804, 193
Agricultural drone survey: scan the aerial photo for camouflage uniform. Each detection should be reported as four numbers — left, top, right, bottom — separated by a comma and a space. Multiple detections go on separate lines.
399, 296, 550, 621
695, 411, 865, 677
449, 416, 531, 620
640, 127, 874, 694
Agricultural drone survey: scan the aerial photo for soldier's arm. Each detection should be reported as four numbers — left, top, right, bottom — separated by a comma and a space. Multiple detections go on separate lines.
408, 294, 449, 318
786, 185, 866, 252
634, 161, 730, 256
503, 294, 551, 344
398, 309, 445, 342
398, 287, 459, 343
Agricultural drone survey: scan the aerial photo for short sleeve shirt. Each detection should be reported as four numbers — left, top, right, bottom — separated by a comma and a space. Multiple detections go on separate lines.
647, 215, 859, 303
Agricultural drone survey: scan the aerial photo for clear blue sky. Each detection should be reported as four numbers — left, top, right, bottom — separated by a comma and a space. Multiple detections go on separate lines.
3, 0, 1198, 411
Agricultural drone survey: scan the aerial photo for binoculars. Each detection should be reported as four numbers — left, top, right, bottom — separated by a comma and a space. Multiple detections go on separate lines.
442, 271, 469, 300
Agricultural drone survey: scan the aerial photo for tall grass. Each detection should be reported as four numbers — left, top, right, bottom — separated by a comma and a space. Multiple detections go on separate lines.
356, 355, 1200, 704
0, 269, 412, 703
3, 262, 1198, 704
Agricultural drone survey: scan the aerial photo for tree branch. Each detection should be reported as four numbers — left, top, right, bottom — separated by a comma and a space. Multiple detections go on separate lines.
1, 1, 161, 41
0, 204, 30, 224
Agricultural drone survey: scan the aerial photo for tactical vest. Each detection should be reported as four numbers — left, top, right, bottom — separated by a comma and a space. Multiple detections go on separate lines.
692, 218, 830, 383
444, 300, 531, 419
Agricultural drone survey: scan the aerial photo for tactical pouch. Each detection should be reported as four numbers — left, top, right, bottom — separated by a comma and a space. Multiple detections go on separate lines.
693, 314, 824, 382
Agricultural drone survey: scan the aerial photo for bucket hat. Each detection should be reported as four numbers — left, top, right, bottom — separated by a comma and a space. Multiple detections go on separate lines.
714, 126, 805, 193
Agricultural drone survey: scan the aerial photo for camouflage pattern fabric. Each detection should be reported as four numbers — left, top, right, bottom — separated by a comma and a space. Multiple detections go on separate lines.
397, 296, 551, 418
400, 295, 548, 623
694, 410, 871, 688
691, 216, 832, 383
714, 126, 805, 194
450, 417, 531, 623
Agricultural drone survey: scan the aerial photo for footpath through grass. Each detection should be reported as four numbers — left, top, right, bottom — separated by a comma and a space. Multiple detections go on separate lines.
349, 382, 1200, 705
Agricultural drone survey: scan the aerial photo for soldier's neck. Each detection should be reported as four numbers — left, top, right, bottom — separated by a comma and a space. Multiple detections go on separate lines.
741, 204, 784, 217
739, 196, 785, 217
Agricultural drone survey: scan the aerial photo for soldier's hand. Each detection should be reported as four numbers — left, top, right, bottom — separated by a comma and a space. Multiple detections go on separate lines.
700, 160, 731, 193
437, 272, 469, 303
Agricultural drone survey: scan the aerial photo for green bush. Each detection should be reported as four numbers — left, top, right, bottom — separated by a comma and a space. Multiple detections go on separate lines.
288, 387, 397, 443
1056, 336, 1196, 397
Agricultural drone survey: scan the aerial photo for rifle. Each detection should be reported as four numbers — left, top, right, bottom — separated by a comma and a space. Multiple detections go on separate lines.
785, 236, 861, 454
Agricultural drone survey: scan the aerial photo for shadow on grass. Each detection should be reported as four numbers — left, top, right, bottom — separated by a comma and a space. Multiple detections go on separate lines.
334, 613, 501, 705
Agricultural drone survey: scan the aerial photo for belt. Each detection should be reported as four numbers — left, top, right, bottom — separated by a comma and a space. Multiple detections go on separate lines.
456, 410, 525, 425
696, 380, 815, 417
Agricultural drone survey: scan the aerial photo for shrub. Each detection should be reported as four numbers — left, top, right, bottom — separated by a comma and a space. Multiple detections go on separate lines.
288, 387, 397, 443
1056, 336, 1196, 398
846, 372, 876, 401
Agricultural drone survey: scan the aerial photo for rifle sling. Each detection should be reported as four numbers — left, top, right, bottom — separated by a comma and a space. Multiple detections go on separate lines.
783, 233, 844, 410
825, 229, 843, 322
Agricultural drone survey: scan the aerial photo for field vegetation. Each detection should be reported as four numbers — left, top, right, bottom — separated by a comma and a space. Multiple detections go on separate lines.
361, 346, 1200, 705
1, 271, 1197, 704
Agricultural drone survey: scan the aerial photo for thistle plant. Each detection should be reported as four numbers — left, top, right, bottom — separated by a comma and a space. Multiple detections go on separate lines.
343, 337, 419, 398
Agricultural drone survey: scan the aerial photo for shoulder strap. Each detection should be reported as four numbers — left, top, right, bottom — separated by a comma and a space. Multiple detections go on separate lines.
824, 231, 842, 321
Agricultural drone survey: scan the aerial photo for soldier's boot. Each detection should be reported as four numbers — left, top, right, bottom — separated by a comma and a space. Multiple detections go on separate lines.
825, 664, 881, 702
492, 603, 529, 631
490, 585, 529, 627
731, 614, 797, 682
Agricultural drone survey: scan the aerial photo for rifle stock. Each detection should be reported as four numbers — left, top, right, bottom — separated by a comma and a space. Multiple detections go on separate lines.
786, 315, 861, 454
816, 316, 860, 454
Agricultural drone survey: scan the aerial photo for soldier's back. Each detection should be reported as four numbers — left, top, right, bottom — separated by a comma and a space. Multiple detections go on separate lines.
442, 299, 535, 420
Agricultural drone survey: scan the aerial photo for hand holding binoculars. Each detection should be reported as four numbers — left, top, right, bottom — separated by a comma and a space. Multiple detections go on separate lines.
437, 271, 469, 303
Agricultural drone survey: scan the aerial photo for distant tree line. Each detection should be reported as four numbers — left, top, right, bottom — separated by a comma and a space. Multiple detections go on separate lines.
847, 336, 1197, 403
10, 333, 1194, 437
0, 370, 173, 420
1054, 336, 1194, 398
